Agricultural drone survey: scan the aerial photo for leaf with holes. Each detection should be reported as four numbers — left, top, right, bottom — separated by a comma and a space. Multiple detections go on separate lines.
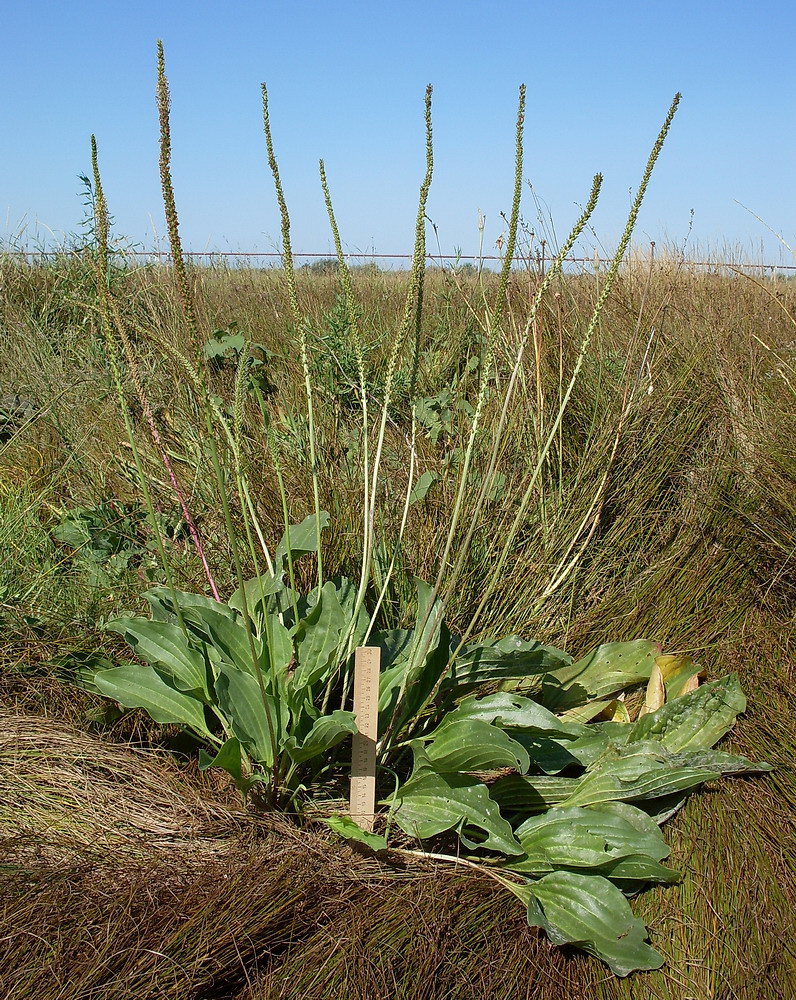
541, 640, 661, 711
388, 745, 522, 855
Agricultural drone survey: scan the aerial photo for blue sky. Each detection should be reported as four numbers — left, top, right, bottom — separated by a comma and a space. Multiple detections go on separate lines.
3, 2, 794, 262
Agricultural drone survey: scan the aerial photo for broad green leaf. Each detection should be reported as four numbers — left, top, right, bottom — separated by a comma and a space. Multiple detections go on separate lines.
444, 636, 572, 696
526, 872, 664, 976
510, 733, 583, 774
667, 748, 771, 775
560, 754, 718, 808
285, 710, 358, 763
215, 662, 285, 766
422, 719, 530, 774
504, 804, 675, 883
626, 674, 746, 751
374, 629, 414, 725
434, 692, 587, 737
261, 614, 294, 681
489, 774, 581, 813
331, 576, 370, 653
563, 726, 627, 768
321, 815, 389, 852
558, 698, 617, 724
182, 605, 266, 678
541, 640, 661, 711
199, 736, 243, 782
228, 571, 285, 616
373, 629, 414, 672
275, 511, 330, 569
378, 660, 408, 716
654, 653, 704, 700
390, 579, 450, 732
105, 617, 209, 697
94, 664, 212, 736
640, 793, 688, 825
408, 470, 439, 505
293, 581, 346, 693
145, 586, 237, 623
389, 747, 522, 855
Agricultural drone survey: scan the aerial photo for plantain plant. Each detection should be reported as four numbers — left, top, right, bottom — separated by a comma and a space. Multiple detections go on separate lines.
80, 42, 771, 976
84, 521, 768, 976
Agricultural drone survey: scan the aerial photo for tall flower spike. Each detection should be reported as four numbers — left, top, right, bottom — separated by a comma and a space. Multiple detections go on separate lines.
157, 40, 198, 338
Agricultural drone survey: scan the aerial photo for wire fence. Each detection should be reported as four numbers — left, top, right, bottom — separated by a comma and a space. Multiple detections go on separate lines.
3, 248, 796, 273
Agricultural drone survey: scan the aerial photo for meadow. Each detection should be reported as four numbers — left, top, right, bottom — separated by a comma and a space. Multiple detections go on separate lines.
1, 52, 795, 1000
1, 248, 793, 999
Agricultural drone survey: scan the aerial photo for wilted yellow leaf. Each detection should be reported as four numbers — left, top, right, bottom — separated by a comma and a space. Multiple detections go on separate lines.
681, 672, 701, 694
599, 698, 632, 724
638, 662, 666, 717
655, 654, 705, 700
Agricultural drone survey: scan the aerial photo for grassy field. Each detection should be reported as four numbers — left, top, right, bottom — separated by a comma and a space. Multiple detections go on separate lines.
1, 253, 795, 999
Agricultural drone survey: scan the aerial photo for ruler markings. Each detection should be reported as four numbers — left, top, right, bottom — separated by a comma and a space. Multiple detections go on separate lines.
350, 646, 380, 831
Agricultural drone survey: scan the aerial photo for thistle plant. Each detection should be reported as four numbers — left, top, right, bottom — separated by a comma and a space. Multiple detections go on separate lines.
80, 53, 771, 977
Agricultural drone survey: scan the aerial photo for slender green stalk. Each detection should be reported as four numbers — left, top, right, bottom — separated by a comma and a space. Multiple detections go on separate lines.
363, 85, 433, 626
381, 86, 524, 751
453, 93, 682, 652
157, 44, 280, 790
440, 174, 603, 607
319, 158, 370, 598
491, 84, 525, 334
330, 85, 434, 668
318, 161, 371, 709
262, 83, 323, 589
393, 94, 680, 739
432, 85, 525, 598
250, 379, 301, 625
90, 136, 185, 627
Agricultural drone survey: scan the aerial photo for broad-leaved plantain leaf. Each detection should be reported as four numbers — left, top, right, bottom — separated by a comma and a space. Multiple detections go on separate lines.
504, 803, 676, 883
560, 753, 718, 808
374, 629, 414, 727
541, 640, 661, 712
490, 773, 581, 813
667, 747, 771, 774
389, 746, 522, 855
444, 636, 571, 696
199, 736, 243, 782
285, 709, 358, 763
321, 815, 389, 852
434, 692, 587, 737
181, 605, 265, 675
145, 586, 238, 623
654, 653, 704, 700
275, 511, 330, 569
390, 579, 450, 733
293, 581, 346, 694
526, 871, 664, 976
94, 664, 212, 736
422, 719, 531, 774
215, 662, 285, 766
331, 576, 370, 654
626, 674, 746, 751
228, 572, 285, 617
106, 617, 209, 697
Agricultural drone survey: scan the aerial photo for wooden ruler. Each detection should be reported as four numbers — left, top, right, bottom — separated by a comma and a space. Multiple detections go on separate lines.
350, 645, 380, 831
